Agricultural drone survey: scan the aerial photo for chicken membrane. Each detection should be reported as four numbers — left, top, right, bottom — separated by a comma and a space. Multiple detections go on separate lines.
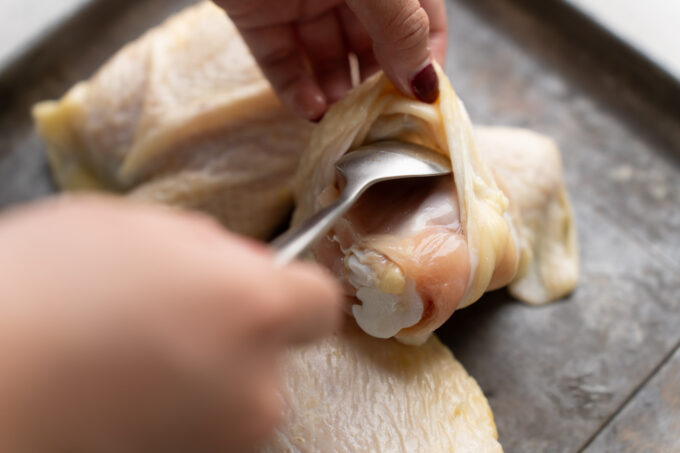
293, 68, 577, 344
314, 174, 470, 342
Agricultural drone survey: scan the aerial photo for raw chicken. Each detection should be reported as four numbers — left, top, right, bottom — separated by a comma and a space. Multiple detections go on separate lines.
32, 5, 578, 341
33, 1, 313, 240
260, 319, 502, 453
293, 69, 578, 344
475, 127, 579, 305
31, 2, 581, 450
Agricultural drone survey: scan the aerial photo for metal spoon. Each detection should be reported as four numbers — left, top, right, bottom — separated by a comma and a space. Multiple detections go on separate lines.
272, 140, 452, 266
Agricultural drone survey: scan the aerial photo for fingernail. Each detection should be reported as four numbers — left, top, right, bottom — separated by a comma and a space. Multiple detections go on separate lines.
304, 91, 326, 122
286, 85, 326, 121
410, 63, 439, 103
311, 113, 325, 124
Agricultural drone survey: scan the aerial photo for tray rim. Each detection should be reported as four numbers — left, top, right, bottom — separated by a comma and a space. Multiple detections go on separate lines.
2, 0, 680, 113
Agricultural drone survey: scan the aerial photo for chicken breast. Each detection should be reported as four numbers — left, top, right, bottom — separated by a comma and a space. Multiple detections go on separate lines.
260, 320, 502, 453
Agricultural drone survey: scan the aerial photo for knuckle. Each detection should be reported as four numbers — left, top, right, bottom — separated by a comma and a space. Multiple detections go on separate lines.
384, 6, 430, 51
222, 0, 303, 28
218, 0, 269, 27
257, 45, 299, 68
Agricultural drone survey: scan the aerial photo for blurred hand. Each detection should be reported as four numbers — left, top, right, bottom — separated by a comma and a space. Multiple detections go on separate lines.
215, 0, 447, 119
0, 196, 342, 453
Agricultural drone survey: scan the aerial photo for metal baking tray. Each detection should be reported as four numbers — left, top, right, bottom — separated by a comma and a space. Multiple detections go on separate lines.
1, 0, 679, 451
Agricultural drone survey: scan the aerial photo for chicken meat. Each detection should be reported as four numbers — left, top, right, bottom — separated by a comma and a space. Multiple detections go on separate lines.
293, 69, 578, 344
260, 319, 502, 453
33, 1, 313, 240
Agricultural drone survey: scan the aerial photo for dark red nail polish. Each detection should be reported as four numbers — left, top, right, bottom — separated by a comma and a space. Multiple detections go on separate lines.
410, 64, 439, 103
311, 113, 325, 124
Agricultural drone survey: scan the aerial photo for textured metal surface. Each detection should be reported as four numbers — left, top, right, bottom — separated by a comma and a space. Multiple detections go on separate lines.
0, 0, 679, 452
0, 0, 190, 207
441, 1, 680, 451
583, 346, 680, 453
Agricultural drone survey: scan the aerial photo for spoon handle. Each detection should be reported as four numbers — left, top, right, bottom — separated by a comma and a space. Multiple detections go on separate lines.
272, 190, 359, 266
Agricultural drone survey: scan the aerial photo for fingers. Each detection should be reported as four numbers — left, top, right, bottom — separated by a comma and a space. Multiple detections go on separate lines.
259, 261, 343, 345
238, 24, 327, 120
296, 10, 352, 103
27, 196, 343, 349
238, 10, 354, 117
345, 0, 440, 103
193, 229, 343, 347
337, 5, 380, 82
218, 0, 448, 118
121, 205, 343, 348
421, 0, 448, 66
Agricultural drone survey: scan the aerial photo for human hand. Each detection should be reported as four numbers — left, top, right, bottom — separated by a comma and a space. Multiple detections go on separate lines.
0, 196, 341, 453
216, 0, 447, 120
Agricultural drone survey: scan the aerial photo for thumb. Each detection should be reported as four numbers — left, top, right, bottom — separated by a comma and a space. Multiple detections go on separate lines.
346, 0, 440, 103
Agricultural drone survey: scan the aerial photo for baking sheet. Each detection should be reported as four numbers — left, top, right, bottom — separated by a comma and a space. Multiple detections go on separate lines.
1, 0, 679, 451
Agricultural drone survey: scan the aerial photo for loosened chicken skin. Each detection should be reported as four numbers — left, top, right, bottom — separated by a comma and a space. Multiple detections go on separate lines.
292, 68, 577, 344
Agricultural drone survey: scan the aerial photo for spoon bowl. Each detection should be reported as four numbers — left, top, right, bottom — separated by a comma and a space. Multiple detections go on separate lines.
272, 140, 452, 265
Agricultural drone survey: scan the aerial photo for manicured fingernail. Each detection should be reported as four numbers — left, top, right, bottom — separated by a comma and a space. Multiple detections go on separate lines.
410, 63, 439, 103
311, 113, 325, 123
